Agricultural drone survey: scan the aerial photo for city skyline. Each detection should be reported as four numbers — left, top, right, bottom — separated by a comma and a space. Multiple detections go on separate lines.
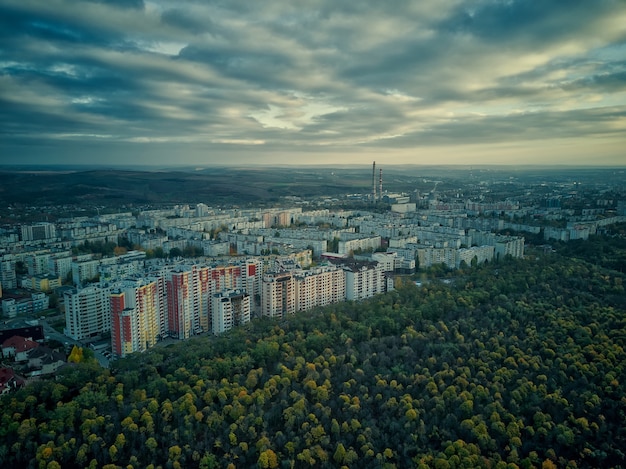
1, 0, 625, 167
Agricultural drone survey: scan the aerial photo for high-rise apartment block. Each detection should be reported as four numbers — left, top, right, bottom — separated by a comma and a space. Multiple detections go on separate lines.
294, 265, 345, 311
110, 278, 163, 358
343, 261, 386, 301
166, 267, 197, 340
262, 264, 347, 318
262, 271, 296, 319
64, 285, 111, 340
60, 254, 387, 356
212, 289, 250, 335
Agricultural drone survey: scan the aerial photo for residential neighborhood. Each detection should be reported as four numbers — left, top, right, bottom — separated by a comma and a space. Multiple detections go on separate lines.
1, 167, 624, 392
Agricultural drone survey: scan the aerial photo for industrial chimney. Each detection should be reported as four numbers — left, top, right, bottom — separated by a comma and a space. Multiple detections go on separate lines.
372, 161, 377, 201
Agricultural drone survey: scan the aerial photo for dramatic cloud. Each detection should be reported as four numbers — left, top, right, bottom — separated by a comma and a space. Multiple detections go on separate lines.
1, 0, 625, 166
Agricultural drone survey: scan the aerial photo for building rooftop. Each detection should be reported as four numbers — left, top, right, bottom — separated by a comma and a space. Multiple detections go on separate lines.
2, 335, 40, 353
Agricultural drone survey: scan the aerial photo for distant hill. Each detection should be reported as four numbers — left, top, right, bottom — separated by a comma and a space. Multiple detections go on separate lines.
0, 168, 369, 207
1, 165, 623, 208
0, 166, 438, 208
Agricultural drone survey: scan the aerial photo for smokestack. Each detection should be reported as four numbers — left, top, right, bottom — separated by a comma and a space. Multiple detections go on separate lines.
372, 161, 376, 201
379, 168, 383, 201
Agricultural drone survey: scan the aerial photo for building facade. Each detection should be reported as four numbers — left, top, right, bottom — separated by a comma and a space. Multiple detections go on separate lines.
262, 271, 296, 319
343, 261, 386, 301
21, 223, 57, 242
294, 265, 346, 311
64, 285, 111, 340
166, 268, 196, 340
110, 278, 163, 358
212, 289, 251, 335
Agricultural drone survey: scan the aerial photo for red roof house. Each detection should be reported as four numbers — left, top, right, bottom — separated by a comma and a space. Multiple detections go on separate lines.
0, 367, 25, 395
2, 335, 39, 362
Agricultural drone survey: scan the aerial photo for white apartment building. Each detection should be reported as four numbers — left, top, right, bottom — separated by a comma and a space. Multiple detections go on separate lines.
371, 252, 398, 272
457, 245, 495, 268
338, 236, 381, 255
417, 247, 458, 269
212, 289, 250, 335
25, 253, 51, 276
494, 236, 525, 259
294, 265, 346, 311
21, 222, 57, 242
355, 220, 415, 239
2, 292, 49, 318
98, 259, 145, 283
262, 236, 327, 258
389, 236, 418, 249
49, 254, 73, 280
196, 203, 210, 217
0, 255, 17, 289
262, 271, 296, 319
64, 285, 111, 340
343, 261, 386, 301
72, 258, 100, 285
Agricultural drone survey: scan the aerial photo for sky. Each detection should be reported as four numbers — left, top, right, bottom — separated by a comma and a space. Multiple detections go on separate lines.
1, 0, 625, 167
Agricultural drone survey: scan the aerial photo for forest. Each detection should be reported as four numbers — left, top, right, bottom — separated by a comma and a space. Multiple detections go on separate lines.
1, 250, 625, 468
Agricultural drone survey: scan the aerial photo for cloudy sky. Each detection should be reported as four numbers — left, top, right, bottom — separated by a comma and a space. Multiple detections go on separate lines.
1, 0, 625, 167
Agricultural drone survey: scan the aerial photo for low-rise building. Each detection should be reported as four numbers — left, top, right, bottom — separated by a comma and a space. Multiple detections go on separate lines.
0, 367, 25, 395
1, 293, 49, 318
27, 346, 66, 376
2, 336, 39, 362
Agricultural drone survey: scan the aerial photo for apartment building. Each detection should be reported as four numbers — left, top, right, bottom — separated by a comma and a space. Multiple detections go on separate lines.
25, 253, 51, 276
294, 265, 346, 311
457, 245, 495, 268
2, 293, 49, 318
494, 236, 525, 260
417, 247, 458, 269
0, 255, 17, 290
166, 267, 197, 340
212, 289, 251, 335
21, 223, 57, 242
28, 274, 62, 292
49, 254, 73, 280
110, 277, 163, 358
342, 261, 386, 301
338, 235, 382, 255
64, 285, 111, 340
72, 258, 100, 285
262, 271, 296, 319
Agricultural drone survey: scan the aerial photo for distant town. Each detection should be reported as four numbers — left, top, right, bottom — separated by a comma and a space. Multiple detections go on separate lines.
1, 165, 625, 394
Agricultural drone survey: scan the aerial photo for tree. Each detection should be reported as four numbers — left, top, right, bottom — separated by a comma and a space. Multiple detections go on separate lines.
169, 247, 183, 258
67, 345, 84, 363
113, 246, 127, 256
333, 443, 347, 465
258, 449, 279, 468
